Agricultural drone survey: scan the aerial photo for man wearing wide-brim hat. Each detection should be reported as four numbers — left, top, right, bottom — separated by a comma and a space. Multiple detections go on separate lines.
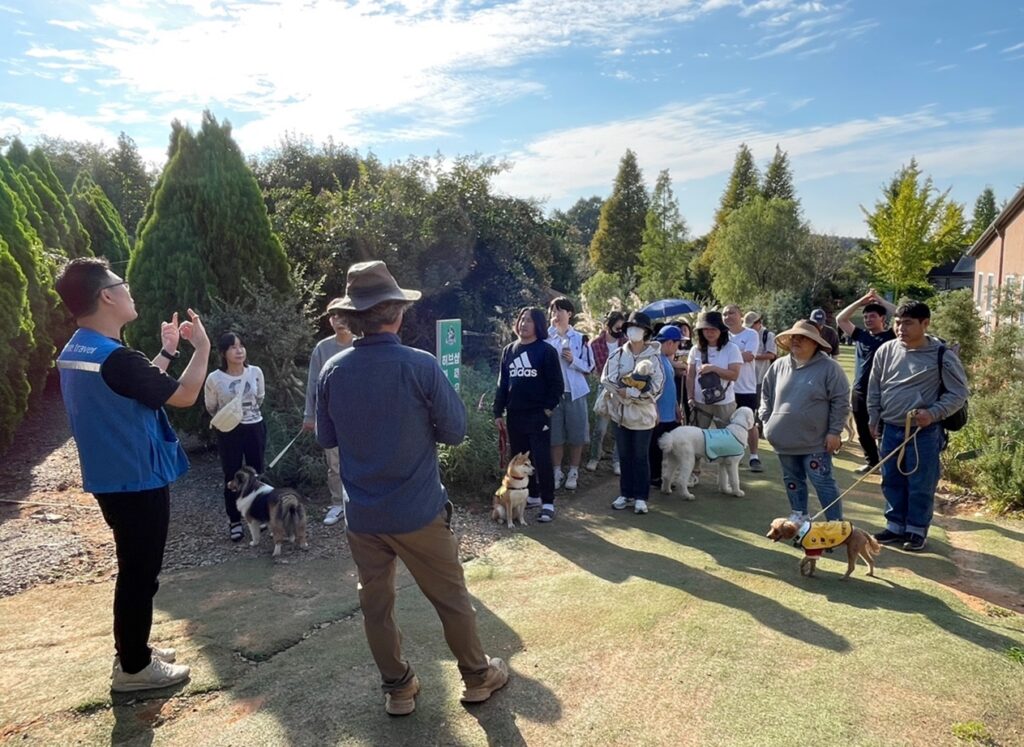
315, 260, 508, 715
759, 319, 850, 525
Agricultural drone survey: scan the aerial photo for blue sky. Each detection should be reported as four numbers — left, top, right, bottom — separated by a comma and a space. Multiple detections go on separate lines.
1, 0, 1022, 236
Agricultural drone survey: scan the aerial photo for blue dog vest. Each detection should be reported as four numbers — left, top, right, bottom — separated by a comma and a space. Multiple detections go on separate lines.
702, 429, 745, 461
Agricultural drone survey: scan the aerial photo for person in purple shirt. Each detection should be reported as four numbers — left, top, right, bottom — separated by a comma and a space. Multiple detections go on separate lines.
316, 260, 508, 716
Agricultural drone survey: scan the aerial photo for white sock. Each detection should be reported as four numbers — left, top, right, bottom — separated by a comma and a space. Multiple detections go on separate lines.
542, 503, 555, 512
568, 466, 579, 476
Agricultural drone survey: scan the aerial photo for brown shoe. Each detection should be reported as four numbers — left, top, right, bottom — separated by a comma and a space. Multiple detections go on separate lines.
385, 675, 420, 716
460, 656, 509, 703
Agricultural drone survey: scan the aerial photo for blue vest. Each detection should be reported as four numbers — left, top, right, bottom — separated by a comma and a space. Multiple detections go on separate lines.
57, 328, 189, 494
702, 429, 745, 461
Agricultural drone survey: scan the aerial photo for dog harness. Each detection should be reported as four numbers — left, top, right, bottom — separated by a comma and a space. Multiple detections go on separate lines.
794, 520, 853, 557
702, 429, 745, 461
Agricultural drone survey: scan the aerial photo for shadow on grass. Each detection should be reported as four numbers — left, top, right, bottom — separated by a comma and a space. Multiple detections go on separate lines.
529, 510, 852, 653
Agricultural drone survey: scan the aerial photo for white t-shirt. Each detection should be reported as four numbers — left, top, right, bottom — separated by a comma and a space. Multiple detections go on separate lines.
728, 326, 759, 395
688, 342, 743, 405
204, 367, 266, 425
752, 327, 778, 384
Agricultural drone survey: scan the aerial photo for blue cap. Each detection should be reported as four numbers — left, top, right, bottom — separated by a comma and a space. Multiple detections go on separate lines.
654, 325, 683, 342
810, 308, 827, 324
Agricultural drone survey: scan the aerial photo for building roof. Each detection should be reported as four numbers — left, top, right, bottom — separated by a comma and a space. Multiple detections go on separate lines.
928, 254, 974, 278
968, 182, 1024, 258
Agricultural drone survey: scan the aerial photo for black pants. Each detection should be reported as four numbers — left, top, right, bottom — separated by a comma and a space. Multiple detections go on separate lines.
506, 410, 555, 504
95, 486, 170, 674
649, 421, 680, 484
217, 420, 267, 522
616, 426, 654, 501
851, 390, 879, 466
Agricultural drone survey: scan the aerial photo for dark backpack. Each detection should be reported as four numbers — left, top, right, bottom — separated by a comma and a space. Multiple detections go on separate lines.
937, 345, 968, 431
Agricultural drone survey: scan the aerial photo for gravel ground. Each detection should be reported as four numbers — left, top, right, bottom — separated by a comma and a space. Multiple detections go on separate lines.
0, 386, 504, 598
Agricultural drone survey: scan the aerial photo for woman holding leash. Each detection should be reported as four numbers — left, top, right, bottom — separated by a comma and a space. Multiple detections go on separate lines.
493, 308, 564, 523
204, 332, 266, 542
600, 311, 664, 515
759, 319, 850, 524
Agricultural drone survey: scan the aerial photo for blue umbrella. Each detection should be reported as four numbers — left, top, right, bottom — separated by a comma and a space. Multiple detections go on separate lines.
639, 298, 701, 320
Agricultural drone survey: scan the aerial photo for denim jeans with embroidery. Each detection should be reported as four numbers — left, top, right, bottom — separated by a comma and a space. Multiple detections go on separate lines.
880, 422, 942, 538
777, 452, 842, 521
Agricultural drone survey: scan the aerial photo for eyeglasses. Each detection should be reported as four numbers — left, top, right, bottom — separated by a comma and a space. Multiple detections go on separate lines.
96, 280, 129, 297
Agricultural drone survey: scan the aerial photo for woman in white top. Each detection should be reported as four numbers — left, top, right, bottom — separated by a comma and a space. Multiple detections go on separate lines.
686, 311, 742, 429
204, 332, 266, 542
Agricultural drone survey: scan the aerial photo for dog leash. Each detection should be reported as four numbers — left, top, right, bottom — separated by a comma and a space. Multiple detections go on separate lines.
808, 411, 921, 522
265, 429, 306, 472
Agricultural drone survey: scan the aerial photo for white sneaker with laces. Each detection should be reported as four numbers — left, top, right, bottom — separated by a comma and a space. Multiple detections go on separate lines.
553, 469, 565, 490
612, 462, 621, 476
112, 646, 175, 677
787, 511, 807, 524
564, 469, 579, 490
634, 499, 648, 514
111, 657, 191, 692
585, 459, 598, 472
324, 505, 346, 526
611, 496, 634, 510
526, 496, 542, 508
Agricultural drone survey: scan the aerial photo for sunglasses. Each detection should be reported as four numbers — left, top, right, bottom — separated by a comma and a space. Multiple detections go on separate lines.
96, 280, 129, 297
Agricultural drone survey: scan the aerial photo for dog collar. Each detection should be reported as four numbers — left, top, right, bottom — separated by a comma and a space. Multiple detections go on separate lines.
793, 520, 812, 548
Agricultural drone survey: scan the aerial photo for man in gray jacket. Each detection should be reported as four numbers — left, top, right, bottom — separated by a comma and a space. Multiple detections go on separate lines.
868, 300, 969, 552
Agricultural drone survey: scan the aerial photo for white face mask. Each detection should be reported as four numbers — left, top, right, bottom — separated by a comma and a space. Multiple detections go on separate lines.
626, 327, 645, 343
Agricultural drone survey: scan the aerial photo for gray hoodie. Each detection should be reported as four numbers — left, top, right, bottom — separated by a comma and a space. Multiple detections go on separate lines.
867, 335, 968, 427
760, 351, 850, 455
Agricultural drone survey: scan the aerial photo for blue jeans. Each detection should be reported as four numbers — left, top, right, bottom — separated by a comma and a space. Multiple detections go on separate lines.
616, 426, 653, 500
880, 422, 943, 537
777, 452, 842, 521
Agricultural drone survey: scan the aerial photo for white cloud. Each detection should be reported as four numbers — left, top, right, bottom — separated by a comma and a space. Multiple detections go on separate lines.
966, 42, 987, 52
0, 4, 23, 13
1002, 41, 1024, 53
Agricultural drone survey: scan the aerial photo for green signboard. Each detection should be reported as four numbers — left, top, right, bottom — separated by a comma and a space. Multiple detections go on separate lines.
436, 319, 462, 392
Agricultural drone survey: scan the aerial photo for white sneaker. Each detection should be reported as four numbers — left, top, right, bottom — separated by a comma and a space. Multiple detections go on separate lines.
687, 473, 700, 488
112, 646, 175, 677
612, 462, 621, 476
585, 459, 598, 472
526, 496, 542, 508
554, 470, 565, 489
111, 657, 191, 692
787, 511, 808, 524
634, 499, 648, 514
611, 496, 634, 510
324, 505, 346, 526
564, 469, 579, 490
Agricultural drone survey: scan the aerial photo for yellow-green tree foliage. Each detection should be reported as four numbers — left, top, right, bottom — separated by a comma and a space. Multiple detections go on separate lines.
72, 172, 131, 266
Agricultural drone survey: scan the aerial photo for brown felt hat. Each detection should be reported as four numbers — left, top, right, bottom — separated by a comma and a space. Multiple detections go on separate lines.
330, 261, 421, 312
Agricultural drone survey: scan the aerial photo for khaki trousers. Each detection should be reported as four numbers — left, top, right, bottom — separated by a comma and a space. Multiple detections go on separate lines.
324, 447, 343, 503
346, 508, 490, 693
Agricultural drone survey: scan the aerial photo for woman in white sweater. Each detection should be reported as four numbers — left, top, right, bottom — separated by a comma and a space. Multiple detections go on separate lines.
204, 332, 266, 542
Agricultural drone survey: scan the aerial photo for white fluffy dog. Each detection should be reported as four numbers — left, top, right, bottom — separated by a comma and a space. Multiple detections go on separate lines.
658, 407, 755, 500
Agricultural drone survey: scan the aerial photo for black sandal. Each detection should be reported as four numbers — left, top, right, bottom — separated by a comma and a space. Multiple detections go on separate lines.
538, 508, 555, 523
229, 522, 244, 542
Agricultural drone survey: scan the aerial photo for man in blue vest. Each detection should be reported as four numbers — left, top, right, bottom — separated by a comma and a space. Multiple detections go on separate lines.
54, 257, 211, 692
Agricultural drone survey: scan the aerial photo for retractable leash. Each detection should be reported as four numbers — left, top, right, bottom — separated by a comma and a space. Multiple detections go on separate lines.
808, 410, 921, 522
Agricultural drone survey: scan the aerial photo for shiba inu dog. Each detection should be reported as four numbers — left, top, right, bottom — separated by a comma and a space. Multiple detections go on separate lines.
228, 466, 309, 557
491, 452, 534, 530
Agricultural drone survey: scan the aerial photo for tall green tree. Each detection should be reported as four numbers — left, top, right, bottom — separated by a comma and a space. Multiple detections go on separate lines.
72, 172, 131, 266
636, 170, 691, 302
710, 196, 809, 306
968, 186, 998, 244
127, 112, 291, 356
29, 147, 91, 258
861, 160, 966, 297
589, 149, 649, 277
692, 143, 762, 285
0, 231, 33, 452
762, 144, 796, 202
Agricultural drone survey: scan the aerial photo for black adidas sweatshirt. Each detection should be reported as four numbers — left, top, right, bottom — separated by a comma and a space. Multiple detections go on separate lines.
493, 339, 564, 418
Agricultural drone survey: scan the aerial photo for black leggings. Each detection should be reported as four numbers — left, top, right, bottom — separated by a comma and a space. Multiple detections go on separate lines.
217, 420, 267, 522
851, 390, 880, 466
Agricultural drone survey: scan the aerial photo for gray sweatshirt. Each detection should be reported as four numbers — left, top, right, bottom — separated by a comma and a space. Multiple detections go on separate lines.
867, 336, 969, 427
760, 351, 850, 455
304, 335, 353, 422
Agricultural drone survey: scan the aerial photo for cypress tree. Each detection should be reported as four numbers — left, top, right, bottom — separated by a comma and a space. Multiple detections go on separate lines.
30, 147, 91, 258
0, 231, 33, 452
589, 149, 649, 277
127, 113, 290, 356
968, 187, 998, 243
72, 172, 131, 266
762, 144, 796, 202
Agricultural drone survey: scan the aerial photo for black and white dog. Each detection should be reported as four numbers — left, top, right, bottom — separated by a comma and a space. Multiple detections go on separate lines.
227, 466, 309, 557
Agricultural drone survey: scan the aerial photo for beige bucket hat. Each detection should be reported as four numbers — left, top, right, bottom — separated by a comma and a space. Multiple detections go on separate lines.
775, 319, 832, 352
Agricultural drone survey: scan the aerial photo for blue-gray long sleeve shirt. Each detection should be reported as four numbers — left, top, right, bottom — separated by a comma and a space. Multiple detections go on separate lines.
316, 332, 467, 534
